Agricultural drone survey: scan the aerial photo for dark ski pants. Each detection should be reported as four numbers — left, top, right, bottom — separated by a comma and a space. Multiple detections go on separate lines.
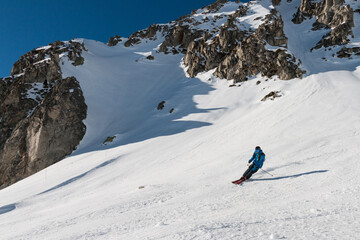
242, 164, 258, 179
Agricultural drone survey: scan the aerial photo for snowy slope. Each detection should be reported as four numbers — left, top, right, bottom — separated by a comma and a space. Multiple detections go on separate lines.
1, 0, 360, 239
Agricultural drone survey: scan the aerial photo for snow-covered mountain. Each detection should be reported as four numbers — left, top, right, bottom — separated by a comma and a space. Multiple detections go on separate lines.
1, 0, 360, 239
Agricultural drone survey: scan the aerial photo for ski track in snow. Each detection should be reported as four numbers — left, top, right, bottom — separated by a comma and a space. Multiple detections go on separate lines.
1, 0, 360, 239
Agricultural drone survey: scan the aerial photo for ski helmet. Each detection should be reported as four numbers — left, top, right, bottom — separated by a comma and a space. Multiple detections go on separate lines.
255, 146, 261, 150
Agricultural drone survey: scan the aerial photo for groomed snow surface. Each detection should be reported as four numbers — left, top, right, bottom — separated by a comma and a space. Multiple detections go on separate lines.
1, 1, 360, 239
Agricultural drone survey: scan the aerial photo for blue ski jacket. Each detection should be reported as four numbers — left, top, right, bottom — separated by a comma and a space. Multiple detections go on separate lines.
249, 149, 265, 171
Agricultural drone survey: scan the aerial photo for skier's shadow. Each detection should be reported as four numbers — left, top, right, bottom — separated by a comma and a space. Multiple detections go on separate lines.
0, 204, 16, 216
248, 170, 328, 181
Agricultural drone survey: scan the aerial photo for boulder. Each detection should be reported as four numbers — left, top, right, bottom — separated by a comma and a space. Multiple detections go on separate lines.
261, 91, 283, 101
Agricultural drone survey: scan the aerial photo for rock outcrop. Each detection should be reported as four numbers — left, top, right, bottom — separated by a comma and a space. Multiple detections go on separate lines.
261, 91, 283, 101
159, 25, 209, 54
124, 24, 167, 47
108, 35, 123, 46
205, 0, 229, 13
184, 8, 304, 82
184, 13, 250, 77
214, 10, 305, 82
292, 0, 354, 50
336, 47, 360, 58
0, 41, 87, 189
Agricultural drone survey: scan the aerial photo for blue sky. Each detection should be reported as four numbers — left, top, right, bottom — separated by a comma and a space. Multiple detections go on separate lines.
0, 0, 221, 77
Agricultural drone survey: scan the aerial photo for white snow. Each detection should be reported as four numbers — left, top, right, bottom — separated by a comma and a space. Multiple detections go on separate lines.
33, 58, 51, 65
36, 46, 52, 51
190, 0, 272, 35
26, 82, 44, 99
236, 0, 271, 30
1, 1, 360, 239
192, 1, 240, 17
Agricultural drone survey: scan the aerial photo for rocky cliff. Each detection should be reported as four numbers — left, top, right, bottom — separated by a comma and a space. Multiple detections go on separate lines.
0, 41, 87, 189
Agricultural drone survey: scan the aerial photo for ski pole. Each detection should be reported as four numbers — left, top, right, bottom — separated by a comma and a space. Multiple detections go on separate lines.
260, 168, 274, 177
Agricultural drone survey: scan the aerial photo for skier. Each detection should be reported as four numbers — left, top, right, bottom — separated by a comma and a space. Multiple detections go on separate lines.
233, 146, 265, 185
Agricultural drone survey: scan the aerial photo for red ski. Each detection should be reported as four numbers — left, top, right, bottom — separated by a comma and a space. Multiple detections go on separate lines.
232, 178, 246, 185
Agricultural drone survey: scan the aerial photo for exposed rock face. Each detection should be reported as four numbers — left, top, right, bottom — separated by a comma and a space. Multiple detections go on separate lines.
204, 9, 303, 82
0, 41, 87, 189
336, 47, 360, 58
159, 25, 209, 54
292, 0, 354, 49
108, 35, 123, 46
205, 0, 228, 13
0, 77, 86, 188
184, 15, 249, 77
124, 24, 167, 47
215, 37, 303, 82
184, 9, 304, 82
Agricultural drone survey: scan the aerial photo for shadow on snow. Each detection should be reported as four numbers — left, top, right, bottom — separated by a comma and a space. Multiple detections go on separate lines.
39, 158, 118, 195
249, 170, 328, 182
73, 72, 225, 155
0, 158, 119, 216
0, 204, 16, 216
